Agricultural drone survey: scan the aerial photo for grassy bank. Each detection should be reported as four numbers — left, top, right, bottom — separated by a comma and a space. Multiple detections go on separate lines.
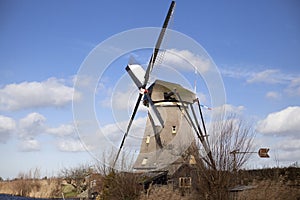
1, 167, 299, 199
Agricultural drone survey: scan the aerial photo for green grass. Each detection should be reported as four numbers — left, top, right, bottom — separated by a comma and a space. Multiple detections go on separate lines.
62, 184, 77, 198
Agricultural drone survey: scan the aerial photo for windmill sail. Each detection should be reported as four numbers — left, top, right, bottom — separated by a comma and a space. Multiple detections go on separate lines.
113, 1, 176, 167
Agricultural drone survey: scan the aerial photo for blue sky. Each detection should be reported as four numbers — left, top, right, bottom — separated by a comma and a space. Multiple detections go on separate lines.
0, 0, 300, 178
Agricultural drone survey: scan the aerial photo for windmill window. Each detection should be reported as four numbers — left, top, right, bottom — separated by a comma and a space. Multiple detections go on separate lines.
164, 92, 175, 101
189, 155, 196, 165
146, 135, 150, 144
172, 126, 177, 134
142, 158, 148, 165
179, 177, 192, 188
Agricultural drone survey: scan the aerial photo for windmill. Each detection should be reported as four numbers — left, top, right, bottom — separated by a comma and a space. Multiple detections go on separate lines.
113, 1, 216, 172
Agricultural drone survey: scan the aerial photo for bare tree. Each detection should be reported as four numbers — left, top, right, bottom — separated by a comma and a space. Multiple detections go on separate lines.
94, 150, 142, 200
59, 164, 92, 194
33, 168, 41, 180
211, 114, 254, 171
193, 114, 255, 199
13, 168, 42, 196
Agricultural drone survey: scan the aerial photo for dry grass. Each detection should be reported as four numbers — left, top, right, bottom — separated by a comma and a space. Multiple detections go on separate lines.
0, 178, 62, 198
100, 170, 142, 200
0, 167, 299, 199
235, 180, 300, 200
139, 184, 197, 200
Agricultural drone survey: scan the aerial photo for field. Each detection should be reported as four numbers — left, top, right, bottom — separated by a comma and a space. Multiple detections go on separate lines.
0, 167, 299, 200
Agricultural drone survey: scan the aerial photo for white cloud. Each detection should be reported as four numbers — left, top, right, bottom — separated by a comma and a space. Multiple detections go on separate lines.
0, 111, 88, 152
56, 139, 86, 152
47, 123, 87, 152
290, 77, 300, 87
276, 149, 300, 163
268, 137, 300, 163
100, 116, 146, 145
162, 49, 212, 73
286, 77, 300, 96
247, 69, 285, 84
0, 77, 78, 111
100, 82, 148, 113
33, 121, 87, 152
221, 67, 300, 97
278, 138, 300, 151
18, 112, 46, 139
211, 104, 245, 116
76, 116, 147, 154
257, 106, 300, 137
47, 124, 75, 137
250, 135, 300, 166
19, 138, 41, 152
0, 113, 46, 151
0, 115, 16, 143
265, 91, 281, 100
73, 74, 98, 90
196, 92, 208, 104
110, 86, 137, 110
220, 67, 252, 79
221, 67, 297, 85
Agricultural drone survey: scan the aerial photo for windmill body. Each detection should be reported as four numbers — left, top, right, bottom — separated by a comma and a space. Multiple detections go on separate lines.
133, 80, 197, 172
113, 1, 213, 172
